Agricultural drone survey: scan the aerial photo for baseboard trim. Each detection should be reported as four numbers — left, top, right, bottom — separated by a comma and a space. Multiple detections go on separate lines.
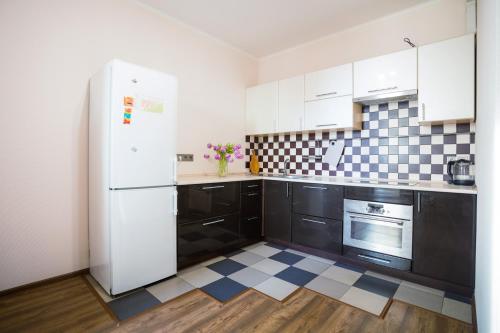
0, 268, 90, 297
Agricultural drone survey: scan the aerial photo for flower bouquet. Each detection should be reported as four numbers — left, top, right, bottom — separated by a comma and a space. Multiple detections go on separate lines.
204, 143, 244, 177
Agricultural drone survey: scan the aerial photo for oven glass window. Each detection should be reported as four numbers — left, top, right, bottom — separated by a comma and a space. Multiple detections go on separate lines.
350, 219, 402, 248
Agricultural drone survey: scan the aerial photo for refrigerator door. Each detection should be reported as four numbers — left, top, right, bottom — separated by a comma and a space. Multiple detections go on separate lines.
109, 60, 177, 189
110, 186, 177, 295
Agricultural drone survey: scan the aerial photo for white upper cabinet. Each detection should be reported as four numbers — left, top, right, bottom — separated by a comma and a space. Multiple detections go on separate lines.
245, 81, 278, 135
305, 63, 352, 101
353, 48, 417, 101
304, 95, 361, 131
277, 75, 305, 132
418, 34, 475, 123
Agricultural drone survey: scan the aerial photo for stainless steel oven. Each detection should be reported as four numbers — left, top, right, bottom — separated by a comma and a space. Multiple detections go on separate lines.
343, 199, 413, 260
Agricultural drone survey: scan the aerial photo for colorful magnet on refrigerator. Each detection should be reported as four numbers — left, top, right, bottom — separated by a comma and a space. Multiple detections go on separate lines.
124, 96, 134, 106
123, 118, 131, 124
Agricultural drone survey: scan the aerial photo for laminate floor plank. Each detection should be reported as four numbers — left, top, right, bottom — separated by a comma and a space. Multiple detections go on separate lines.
0, 276, 473, 333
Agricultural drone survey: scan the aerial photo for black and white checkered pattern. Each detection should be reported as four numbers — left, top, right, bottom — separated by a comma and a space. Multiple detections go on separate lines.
245, 100, 475, 181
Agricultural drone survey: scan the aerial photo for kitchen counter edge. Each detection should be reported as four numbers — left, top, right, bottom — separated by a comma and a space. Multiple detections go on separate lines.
176, 174, 477, 195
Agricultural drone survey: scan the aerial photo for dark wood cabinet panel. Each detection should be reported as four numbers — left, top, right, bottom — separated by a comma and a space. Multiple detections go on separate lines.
177, 213, 240, 267
177, 182, 240, 224
240, 190, 262, 242
412, 191, 476, 287
264, 180, 291, 242
241, 180, 262, 193
292, 214, 342, 254
292, 183, 343, 219
345, 186, 413, 205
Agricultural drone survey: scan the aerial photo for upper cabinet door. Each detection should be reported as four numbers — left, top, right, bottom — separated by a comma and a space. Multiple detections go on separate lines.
305, 63, 352, 101
418, 34, 475, 123
353, 48, 417, 101
245, 82, 278, 135
278, 75, 305, 132
304, 95, 361, 131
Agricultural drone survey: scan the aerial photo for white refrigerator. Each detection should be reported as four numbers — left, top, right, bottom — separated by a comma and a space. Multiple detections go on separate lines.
89, 59, 178, 295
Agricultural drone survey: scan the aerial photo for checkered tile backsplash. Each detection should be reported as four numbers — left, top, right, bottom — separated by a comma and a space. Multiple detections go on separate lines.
245, 100, 475, 181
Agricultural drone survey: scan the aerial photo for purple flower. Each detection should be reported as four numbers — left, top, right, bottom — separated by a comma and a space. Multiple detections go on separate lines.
229, 158, 234, 163
207, 143, 212, 149
235, 144, 241, 149
203, 154, 210, 159
226, 154, 231, 160
214, 155, 221, 160
220, 148, 226, 153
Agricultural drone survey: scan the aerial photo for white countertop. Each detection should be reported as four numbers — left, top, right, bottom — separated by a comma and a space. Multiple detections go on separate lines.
176, 173, 477, 194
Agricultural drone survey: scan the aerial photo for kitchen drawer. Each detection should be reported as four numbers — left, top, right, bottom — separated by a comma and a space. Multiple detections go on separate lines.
241, 191, 261, 218
240, 216, 262, 241
292, 182, 343, 219
177, 213, 240, 266
177, 182, 240, 224
292, 214, 342, 254
241, 180, 262, 193
344, 186, 413, 205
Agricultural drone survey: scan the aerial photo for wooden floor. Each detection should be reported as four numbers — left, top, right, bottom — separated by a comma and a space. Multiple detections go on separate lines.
0, 275, 472, 333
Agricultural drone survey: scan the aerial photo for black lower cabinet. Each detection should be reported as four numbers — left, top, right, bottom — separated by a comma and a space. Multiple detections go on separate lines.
412, 191, 476, 287
178, 214, 239, 267
292, 214, 342, 254
240, 190, 262, 242
264, 180, 291, 242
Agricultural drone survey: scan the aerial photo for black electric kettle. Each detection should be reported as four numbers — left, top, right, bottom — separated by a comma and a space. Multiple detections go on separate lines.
447, 159, 475, 186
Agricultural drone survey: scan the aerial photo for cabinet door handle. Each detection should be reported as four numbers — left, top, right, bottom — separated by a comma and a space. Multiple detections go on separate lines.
316, 124, 337, 128
202, 219, 224, 226
302, 218, 326, 225
303, 186, 327, 190
247, 184, 259, 188
202, 185, 225, 190
421, 103, 426, 120
367, 86, 398, 93
286, 183, 289, 198
316, 92, 337, 97
247, 192, 259, 196
417, 192, 421, 213
247, 217, 259, 221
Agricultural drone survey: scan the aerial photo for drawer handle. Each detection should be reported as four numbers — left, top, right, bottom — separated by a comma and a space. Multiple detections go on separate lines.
202, 219, 224, 226
357, 254, 391, 264
247, 184, 259, 188
367, 86, 398, 93
202, 185, 225, 190
316, 92, 337, 97
302, 218, 326, 225
316, 124, 337, 128
247, 217, 259, 221
247, 192, 259, 196
303, 186, 327, 190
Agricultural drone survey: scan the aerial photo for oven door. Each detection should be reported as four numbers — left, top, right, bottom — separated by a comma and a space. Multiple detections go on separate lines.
343, 212, 413, 259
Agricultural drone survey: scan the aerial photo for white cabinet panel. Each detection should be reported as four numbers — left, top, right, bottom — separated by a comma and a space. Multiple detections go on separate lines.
245, 82, 278, 135
354, 48, 417, 101
305, 63, 352, 101
304, 95, 361, 131
418, 34, 475, 123
278, 75, 304, 132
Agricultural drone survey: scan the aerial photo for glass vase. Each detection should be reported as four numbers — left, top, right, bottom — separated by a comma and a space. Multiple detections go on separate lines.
217, 158, 229, 177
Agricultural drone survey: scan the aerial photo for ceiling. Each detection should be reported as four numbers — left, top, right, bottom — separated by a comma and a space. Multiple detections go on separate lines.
138, 0, 431, 57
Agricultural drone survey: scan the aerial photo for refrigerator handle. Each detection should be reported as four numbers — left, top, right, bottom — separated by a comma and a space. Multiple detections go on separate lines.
173, 190, 178, 216
173, 158, 177, 183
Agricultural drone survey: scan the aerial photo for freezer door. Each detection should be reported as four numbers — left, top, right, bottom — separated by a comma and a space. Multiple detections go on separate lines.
110, 186, 177, 295
109, 60, 177, 189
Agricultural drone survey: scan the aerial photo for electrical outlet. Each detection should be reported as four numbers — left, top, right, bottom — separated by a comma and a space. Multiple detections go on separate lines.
177, 154, 194, 162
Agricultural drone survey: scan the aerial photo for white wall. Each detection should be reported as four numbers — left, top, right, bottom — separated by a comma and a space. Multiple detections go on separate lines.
475, 0, 500, 332
0, 0, 257, 291
257, 0, 466, 83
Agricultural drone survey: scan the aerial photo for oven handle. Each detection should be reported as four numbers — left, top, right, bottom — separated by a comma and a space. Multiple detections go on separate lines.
348, 212, 407, 226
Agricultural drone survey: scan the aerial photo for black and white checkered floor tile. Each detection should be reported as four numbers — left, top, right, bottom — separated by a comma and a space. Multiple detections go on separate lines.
86, 242, 472, 323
